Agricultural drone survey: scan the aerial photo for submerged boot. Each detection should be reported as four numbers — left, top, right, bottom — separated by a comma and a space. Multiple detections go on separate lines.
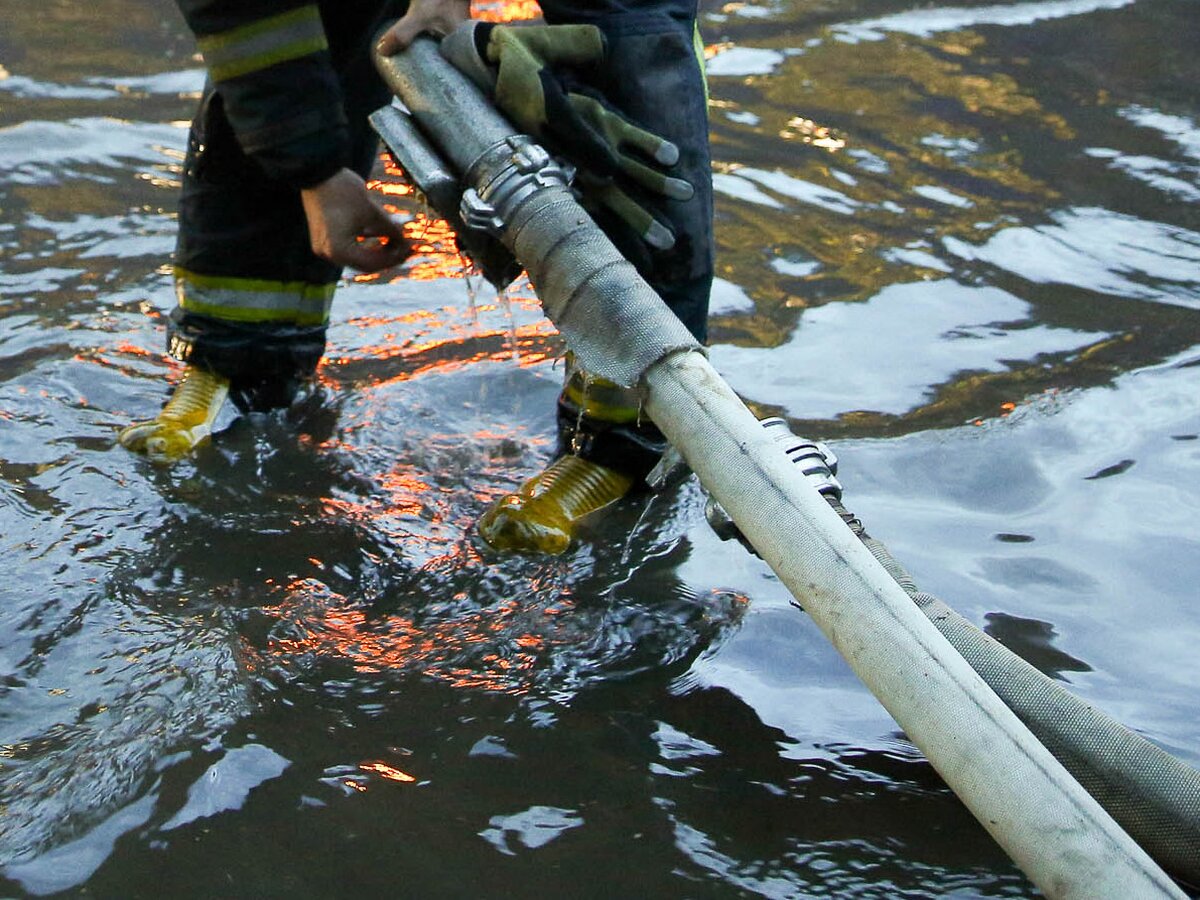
118, 364, 230, 464
477, 454, 634, 553
477, 357, 662, 554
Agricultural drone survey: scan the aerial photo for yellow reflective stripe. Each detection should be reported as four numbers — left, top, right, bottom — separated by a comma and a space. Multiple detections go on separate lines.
563, 367, 642, 424
197, 6, 328, 83
692, 24, 709, 107
175, 267, 335, 326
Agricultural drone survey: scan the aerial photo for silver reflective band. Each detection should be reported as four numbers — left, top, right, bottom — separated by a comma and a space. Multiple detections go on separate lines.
176, 268, 334, 326
198, 6, 327, 83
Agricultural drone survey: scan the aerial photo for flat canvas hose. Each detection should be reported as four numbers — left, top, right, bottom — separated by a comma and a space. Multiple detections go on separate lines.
373, 38, 1186, 899
916, 589, 1200, 890
706, 422, 1200, 888
839, 504, 1200, 888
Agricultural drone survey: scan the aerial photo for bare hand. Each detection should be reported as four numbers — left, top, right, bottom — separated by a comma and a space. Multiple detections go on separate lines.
376, 0, 471, 55
300, 168, 412, 272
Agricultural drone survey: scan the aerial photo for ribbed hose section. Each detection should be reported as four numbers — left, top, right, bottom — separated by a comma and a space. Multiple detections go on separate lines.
118, 365, 231, 463
161, 367, 228, 425
477, 455, 634, 554
832, 498, 1200, 888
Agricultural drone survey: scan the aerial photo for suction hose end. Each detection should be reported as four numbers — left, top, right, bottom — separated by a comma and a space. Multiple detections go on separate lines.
478, 454, 634, 554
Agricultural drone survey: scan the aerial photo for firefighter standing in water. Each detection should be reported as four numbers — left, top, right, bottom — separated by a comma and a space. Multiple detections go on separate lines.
120, 0, 713, 554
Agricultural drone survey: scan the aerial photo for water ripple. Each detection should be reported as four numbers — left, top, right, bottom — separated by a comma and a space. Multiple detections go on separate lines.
834, 0, 1137, 43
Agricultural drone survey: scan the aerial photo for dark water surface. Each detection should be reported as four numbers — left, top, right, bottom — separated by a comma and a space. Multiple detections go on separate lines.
1, 0, 1198, 896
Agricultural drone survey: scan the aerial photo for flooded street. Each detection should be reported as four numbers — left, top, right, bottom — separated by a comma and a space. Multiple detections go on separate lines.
1, 0, 1198, 895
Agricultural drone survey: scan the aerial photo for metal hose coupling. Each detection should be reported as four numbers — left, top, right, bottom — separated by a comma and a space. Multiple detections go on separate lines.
460, 136, 575, 238
370, 103, 523, 289
706, 417, 842, 553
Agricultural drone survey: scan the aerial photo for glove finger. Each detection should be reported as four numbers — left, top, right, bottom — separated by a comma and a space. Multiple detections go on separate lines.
601, 111, 682, 167
616, 155, 695, 202
567, 93, 675, 160
588, 182, 676, 251
566, 95, 692, 198
536, 77, 625, 175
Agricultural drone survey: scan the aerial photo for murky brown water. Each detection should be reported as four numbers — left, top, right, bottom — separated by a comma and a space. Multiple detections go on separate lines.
1, 0, 1198, 896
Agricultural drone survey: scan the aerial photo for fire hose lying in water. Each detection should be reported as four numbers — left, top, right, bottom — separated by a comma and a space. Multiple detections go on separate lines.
371, 37, 1198, 899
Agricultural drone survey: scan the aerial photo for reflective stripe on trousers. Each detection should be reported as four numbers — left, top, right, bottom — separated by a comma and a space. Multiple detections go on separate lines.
175, 267, 335, 327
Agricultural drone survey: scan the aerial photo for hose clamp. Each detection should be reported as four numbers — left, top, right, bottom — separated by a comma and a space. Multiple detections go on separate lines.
706, 417, 842, 552
759, 417, 841, 499
460, 135, 574, 238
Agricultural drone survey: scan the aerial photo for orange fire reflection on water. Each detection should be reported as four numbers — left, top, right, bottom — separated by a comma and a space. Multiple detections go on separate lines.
260, 570, 573, 696
473, 0, 542, 22
360, 761, 416, 783
326, 318, 558, 372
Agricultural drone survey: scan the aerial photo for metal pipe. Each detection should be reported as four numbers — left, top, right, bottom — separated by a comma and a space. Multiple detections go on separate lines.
371, 38, 1185, 899
375, 38, 514, 177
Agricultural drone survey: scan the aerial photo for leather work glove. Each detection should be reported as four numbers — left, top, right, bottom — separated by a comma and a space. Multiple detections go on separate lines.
441, 21, 694, 251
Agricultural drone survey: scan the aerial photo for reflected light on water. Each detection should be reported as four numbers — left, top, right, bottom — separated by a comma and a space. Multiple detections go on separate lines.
260, 574, 570, 696
360, 761, 417, 783
399, 215, 472, 282
363, 153, 472, 285
782, 117, 846, 151
703, 40, 733, 61
4, 0, 1197, 892
316, 466, 433, 529
322, 317, 558, 373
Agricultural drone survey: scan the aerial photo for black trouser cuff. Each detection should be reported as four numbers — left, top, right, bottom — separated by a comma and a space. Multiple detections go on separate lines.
167, 308, 326, 412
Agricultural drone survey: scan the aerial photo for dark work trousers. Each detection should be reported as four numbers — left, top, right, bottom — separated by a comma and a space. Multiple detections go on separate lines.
170, 1, 407, 411
541, 0, 713, 476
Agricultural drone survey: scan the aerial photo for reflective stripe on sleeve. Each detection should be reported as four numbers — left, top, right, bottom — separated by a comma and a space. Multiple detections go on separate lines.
197, 5, 329, 83
176, 267, 335, 326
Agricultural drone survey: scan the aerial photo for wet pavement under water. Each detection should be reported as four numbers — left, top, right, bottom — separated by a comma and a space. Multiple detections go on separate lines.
0, 0, 1198, 896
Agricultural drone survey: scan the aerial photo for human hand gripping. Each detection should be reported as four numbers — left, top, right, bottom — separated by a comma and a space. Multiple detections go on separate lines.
376, 0, 471, 54
300, 168, 412, 271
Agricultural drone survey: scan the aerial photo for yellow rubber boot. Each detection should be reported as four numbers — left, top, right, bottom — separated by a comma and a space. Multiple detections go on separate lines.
118, 365, 230, 464
478, 454, 634, 554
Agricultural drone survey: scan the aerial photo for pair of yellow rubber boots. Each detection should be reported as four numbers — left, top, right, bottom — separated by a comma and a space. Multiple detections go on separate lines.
119, 361, 640, 554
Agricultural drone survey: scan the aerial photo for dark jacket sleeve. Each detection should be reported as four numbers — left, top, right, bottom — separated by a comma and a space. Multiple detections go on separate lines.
175, 0, 350, 188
